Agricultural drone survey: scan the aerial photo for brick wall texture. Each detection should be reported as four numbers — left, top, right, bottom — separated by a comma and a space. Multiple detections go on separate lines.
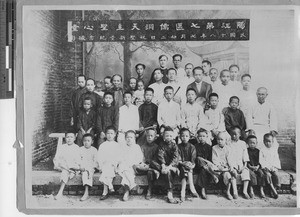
25, 11, 83, 164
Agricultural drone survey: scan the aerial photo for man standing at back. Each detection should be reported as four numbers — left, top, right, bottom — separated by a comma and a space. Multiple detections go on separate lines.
247, 87, 278, 149
172, 54, 186, 82
202, 60, 212, 84
187, 66, 212, 106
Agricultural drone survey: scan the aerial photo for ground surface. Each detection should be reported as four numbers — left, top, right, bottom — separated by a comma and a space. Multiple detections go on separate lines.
31, 193, 296, 208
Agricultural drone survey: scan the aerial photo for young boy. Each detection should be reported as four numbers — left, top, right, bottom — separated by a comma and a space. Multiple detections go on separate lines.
135, 128, 160, 200
97, 126, 122, 200
149, 55, 169, 85
194, 128, 219, 199
237, 74, 256, 118
205, 93, 226, 145
79, 78, 102, 112
181, 88, 207, 136
53, 132, 80, 200
103, 76, 113, 92
187, 66, 212, 104
118, 92, 140, 143
158, 86, 181, 137
135, 63, 148, 87
77, 97, 97, 147
151, 127, 180, 204
118, 130, 144, 201
133, 79, 145, 107
260, 133, 281, 199
70, 75, 87, 131
148, 68, 167, 105
166, 68, 183, 104
138, 88, 158, 130
111, 74, 124, 108
78, 134, 98, 201
96, 92, 119, 147
247, 135, 266, 198
227, 126, 251, 199
202, 60, 212, 84
214, 69, 235, 110
223, 96, 247, 140
95, 81, 105, 97
177, 128, 199, 201
212, 131, 237, 200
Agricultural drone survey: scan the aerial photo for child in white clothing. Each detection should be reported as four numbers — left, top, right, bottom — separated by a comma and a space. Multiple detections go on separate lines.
53, 132, 80, 200
118, 130, 144, 201
97, 126, 122, 200
134, 79, 145, 107
78, 134, 98, 201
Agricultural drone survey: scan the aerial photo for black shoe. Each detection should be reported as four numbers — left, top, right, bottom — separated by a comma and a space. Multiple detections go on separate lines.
99, 194, 109, 200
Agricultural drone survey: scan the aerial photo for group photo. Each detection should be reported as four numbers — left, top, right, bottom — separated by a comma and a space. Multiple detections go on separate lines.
20, 5, 297, 214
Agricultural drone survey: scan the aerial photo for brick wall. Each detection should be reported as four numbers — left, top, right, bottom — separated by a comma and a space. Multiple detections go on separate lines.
23, 10, 83, 164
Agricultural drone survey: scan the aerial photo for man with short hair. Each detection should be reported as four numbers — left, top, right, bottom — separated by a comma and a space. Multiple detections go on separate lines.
246, 87, 278, 149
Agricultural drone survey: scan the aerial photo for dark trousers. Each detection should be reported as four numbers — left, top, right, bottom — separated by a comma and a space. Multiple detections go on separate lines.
195, 167, 211, 188
195, 157, 216, 188
263, 168, 280, 188
249, 168, 265, 186
178, 162, 193, 179
134, 162, 157, 183
151, 161, 176, 190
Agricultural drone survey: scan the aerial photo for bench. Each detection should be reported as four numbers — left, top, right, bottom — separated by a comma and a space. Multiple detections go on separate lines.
43, 133, 295, 188
32, 169, 294, 186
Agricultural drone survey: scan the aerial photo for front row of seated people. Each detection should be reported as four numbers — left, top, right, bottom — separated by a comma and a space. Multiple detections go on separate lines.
53, 125, 281, 203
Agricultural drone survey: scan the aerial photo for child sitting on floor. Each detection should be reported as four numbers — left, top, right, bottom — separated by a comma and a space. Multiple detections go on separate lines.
97, 126, 122, 200
227, 126, 251, 199
260, 133, 281, 199
53, 132, 80, 200
151, 127, 180, 204
194, 128, 219, 199
212, 131, 237, 200
135, 128, 160, 200
78, 133, 98, 201
247, 135, 266, 198
118, 130, 144, 201
177, 128, 199, 202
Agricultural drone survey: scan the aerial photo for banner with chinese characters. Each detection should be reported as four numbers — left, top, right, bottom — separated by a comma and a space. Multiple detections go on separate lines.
67, 19, 249, 42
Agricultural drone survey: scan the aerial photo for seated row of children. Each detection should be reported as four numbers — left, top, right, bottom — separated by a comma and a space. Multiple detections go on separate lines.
53, 124, 281, 203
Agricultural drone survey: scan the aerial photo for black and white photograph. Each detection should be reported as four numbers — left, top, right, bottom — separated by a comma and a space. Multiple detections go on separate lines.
15, 1, 299, 215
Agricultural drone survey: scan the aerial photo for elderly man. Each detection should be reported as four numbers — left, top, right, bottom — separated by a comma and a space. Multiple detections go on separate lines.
246, 87, 278, 149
